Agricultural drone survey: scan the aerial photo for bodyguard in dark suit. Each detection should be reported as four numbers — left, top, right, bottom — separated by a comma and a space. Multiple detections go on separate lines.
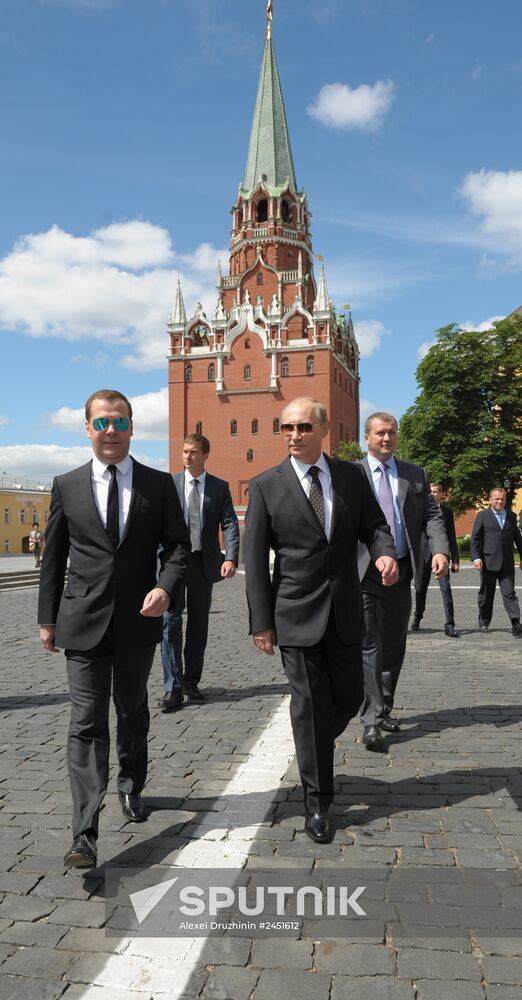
159, 433, 239, 709
358, 412, 449, 751
38, 390, 190, 867
471, 487, 522, 636
412, 482, 460, 637
244, 397, 398, 843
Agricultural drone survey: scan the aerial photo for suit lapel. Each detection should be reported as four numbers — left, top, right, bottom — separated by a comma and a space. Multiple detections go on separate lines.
119, 458, 143, 546
328, 456, 342, 540
280, 457, 326, 539
201, 473, 213, 530
78, 461, 115, 551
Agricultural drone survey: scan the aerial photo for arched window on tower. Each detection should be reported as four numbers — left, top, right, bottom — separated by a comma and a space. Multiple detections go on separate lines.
256, 272, 263, 285
207, 363, 215, 381
256, 198, 268, 223
244, 364, 251, 381
231, 420, 237, 436
246, 449, 254, 462
185, 365, 192, 383
306, 356, 314, 376
196, 421, 202, 435
273, 418, 280, 434
281, 357, 289, 377
252, 418, 258, 435
244, 338, 250, 349
281, 199, 290, 223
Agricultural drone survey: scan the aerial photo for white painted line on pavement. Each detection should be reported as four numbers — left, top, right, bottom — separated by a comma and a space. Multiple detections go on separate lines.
71, 695, 294, 998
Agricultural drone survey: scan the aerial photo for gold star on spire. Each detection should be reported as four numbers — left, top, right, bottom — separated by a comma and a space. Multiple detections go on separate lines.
266, 0, 273, 39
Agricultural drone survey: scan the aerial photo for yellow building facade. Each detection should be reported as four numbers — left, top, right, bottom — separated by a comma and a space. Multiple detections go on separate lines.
1, 486, 51, 554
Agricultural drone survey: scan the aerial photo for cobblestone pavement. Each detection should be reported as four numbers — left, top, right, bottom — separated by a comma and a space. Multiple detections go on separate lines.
0, 566, 521, 999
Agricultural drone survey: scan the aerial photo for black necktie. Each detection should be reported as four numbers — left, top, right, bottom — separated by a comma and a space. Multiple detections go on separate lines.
308, 465, 325, 530
106, 464, 120, 548
189, 479, 202, 552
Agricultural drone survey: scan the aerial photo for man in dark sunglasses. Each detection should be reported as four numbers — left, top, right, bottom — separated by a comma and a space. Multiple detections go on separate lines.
244, 396, 398, 844
38, 389, 190, 869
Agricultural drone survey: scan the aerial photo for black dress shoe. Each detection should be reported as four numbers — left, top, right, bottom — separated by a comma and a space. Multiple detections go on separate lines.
118, 792, 150, 822
183, 681, 206, 703
304, 812, 332, 844
63, 832, 97, 868
158, 690, 184, 712
444, 625, 460, 638
381, 717, 401, 733
362, 725, 387, 752
410, 617, 421, 632
512, 621, 522, 637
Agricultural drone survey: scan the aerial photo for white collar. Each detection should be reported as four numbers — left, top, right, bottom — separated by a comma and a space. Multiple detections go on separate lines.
184, 468, 206, 485
290, 452, 330, 481
368, 453, 397, 474
92, 454, 132, 477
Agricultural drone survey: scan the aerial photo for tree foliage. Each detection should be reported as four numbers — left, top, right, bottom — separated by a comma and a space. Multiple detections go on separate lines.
398, 316, 522, 514
333, 439, 365, 462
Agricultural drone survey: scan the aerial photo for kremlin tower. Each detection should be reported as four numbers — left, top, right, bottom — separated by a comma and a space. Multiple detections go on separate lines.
167, 2, 360, 509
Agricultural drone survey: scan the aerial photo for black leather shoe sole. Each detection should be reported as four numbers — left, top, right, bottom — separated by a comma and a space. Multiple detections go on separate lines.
118, 794, 151, 822
304, 813, 332, 844
63, 837, 97, 868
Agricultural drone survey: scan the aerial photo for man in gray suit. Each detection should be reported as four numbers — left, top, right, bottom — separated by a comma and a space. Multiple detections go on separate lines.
471, 487, 522, 636
358, 412, 449, 752
159, 433, 239, 709
39, 389, 189, 867
245, 398, 398, 843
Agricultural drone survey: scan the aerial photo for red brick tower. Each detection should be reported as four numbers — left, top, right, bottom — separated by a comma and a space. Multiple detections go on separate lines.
167, 5, 360, 508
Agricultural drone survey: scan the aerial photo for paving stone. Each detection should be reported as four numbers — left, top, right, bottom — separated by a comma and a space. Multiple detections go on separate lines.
1, 945, 76, 979
202, 965, 260, 999
0, 977, 67, 1000
475, 934, 522, 957
415, 981, 486, 1000
314, 941, 395, 974
485, 987, 522, 1000
398, 948, 482, 981
0, 921, 67, 947
251, 938, 312, 969
46, 899, 107, 928
389, 925, 472, 951
331, 977, 415, 1000
252, 968, 331, 1000
480, 956, 522, 985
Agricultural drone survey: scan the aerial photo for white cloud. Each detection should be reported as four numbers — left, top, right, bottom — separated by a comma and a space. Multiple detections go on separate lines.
459, 315, 505, 333
353, 319, 390, 358
307, 79, 395, 132
0, 444, 167, 484
0, 415, 9, 430
417, 339, 436, 360
460, 170, 522, 261
48, 387, 168, 441
471, 65, 482, 81
359, 399, 378, 427
0, 221, 227, 370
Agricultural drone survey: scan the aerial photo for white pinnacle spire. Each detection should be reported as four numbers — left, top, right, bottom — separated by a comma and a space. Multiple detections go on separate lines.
172, 277, 186, 325
314, 264, 330, 312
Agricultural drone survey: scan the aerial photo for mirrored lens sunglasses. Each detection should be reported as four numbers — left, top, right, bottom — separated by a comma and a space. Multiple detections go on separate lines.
91, 417, 130, 432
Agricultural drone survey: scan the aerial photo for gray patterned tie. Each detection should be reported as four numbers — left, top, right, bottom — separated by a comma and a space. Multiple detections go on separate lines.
188, 479, 202, 552
377, 463, 396, 544
308, 465, 325, 530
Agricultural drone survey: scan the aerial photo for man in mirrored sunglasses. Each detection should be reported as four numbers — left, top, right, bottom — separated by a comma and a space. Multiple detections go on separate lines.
244, 396, 398, 844
38, 388, 190, 869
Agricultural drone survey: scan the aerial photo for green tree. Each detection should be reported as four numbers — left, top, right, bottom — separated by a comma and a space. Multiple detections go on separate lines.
333, 440, 365, 462
398, 316, 522, 514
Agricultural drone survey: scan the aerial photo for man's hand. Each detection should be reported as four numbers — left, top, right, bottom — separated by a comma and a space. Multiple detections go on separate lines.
40, 626, 58, 652
253, 629, 276, 656
140, 587, 170, 617
473, 558, 483, 572
374, 556, 399, 587
452, 562, 460, 574
432, 554, 449, 579
221, 560, 237, 579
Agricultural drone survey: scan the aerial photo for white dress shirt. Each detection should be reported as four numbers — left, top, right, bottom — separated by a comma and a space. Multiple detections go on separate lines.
367, 453, 408, 558
290, 453, 333, 539
183, 468, 206, 524
91, 454, 133, 538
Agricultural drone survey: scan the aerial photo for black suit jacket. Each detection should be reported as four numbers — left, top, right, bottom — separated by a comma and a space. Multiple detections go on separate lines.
471, 507, 522, 572
173, 471, 239, 584
38, 458, 190, 650
244, 455, 396, 647
357, 457, 449, 589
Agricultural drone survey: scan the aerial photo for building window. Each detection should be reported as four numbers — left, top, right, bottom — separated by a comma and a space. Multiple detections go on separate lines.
20, 509, 27, 524
231, 420, 238, 436
208, 363, 215, 381
273, 418, 280, 434
306, 356, 314, 376
281, 357, 289, 377
4, 509, 9, 524
252, 418, 259, 434
247, 449, 254, 462
185, 365, 192, 383
256, 272, 263, 285
4, 540, 10, 553
244, 364, 251, 380
282, 199, 290, 223
196, 421, 202, 435
256, 198, 268, 223
244, 338, 250, 349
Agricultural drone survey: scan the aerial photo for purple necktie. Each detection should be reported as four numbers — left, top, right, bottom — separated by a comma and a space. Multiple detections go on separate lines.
377, 463, 396, 544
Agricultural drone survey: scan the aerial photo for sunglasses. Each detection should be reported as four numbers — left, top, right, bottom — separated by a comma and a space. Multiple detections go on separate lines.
91, 417, 130, 432
280, 422, 316, 434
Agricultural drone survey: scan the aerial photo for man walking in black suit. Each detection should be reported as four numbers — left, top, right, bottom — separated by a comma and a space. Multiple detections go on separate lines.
412, 482, 460, 637
244, 397, 398, 844
358, 413, 449, 752
159, 433, 239, 709
38, 389, 190, 867
471, 487, 522, 636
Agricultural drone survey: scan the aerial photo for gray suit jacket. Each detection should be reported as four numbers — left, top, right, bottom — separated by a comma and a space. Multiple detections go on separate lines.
471, 507, 522, 572
173, 471, 239, 585
357, 457, 449, 589
244, 455, 396, 647
38, 458, 190, 650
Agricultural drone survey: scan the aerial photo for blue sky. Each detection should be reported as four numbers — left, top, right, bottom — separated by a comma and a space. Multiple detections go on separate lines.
1, 0, 521, 482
